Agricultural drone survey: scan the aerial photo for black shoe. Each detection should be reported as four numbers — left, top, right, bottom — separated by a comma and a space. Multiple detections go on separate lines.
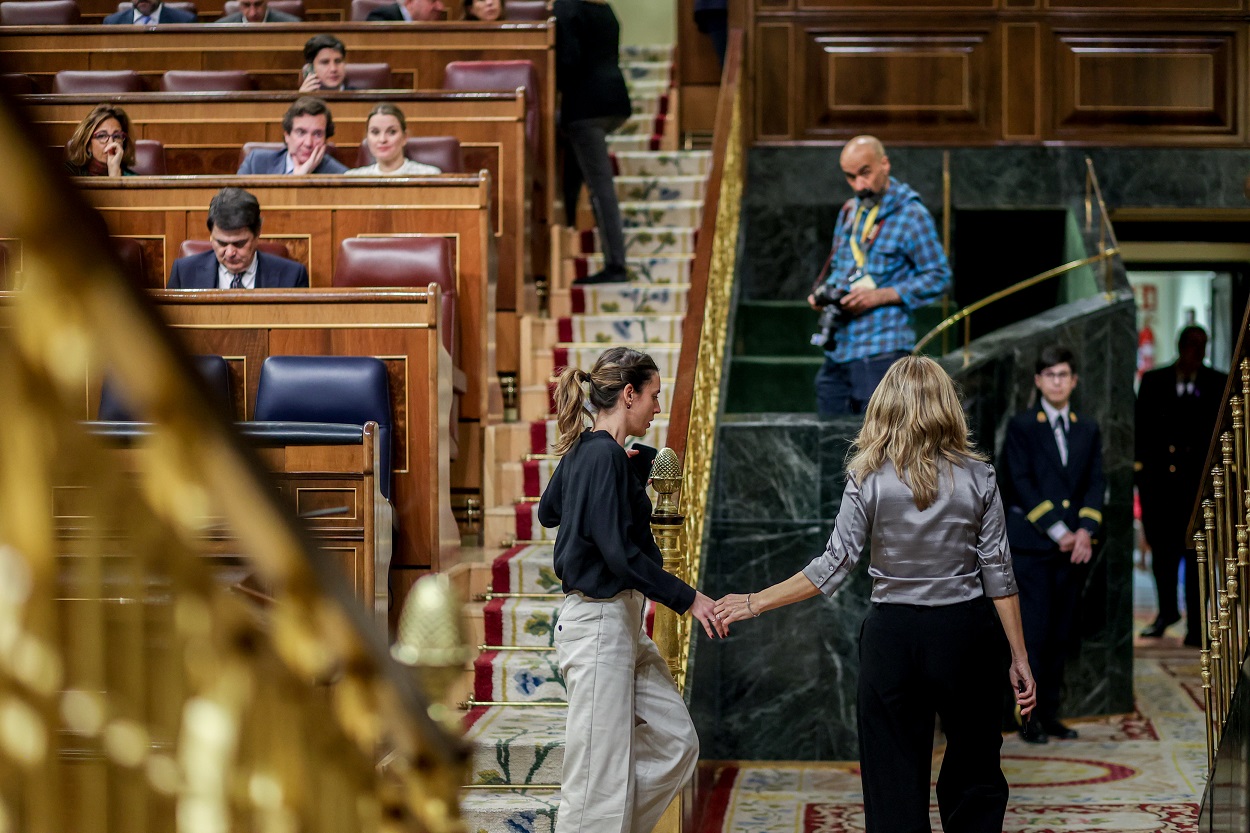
1140, 615, 1180, 638
1041, 720, 1079, 740
1020, 720, 1049, 744
572, 268, 628, 286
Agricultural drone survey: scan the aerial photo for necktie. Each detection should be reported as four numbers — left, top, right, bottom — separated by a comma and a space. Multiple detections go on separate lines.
137, 13, 151, 23
1053, 418, 1068, 467
229, 273, 244, 289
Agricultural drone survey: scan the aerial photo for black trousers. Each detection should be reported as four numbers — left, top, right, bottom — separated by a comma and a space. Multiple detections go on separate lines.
858, 598, 1010, 833
1013, 546, 1084, 723
1150, 544, 1200, 638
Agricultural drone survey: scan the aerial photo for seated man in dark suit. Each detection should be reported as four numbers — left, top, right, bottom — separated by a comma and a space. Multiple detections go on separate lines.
104, 0, 197, 23
367, 0, 445, 21
168, 187, 309, 288
216, 0, 300, 22
237, 97, 348, 175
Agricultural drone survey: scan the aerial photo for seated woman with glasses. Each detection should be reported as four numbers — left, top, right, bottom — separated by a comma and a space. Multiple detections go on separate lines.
64, 104, 137, 178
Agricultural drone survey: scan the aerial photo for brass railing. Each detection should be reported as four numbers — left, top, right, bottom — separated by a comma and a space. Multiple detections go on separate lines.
0, 93, 466, 830
660, 29, 744, 693
913, 157, 1122, 362
1192, 358, 1250, 771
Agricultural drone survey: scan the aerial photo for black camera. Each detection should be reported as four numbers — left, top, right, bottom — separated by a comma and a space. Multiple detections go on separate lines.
810, 285, 849, 350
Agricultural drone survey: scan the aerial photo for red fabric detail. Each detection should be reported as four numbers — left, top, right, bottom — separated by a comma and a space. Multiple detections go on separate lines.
649, 135, 661, 152
573, 257, 589, 280
552, 346, 570, 373
490, 543, 527, 592
483, 597, 506, 646
693, 767, 740, 833
580, 229, 596, 253
473, 651, 498, 702
557, 317, 573, 343
530, 419, 549, 454
514, 502, 532, 541
659, 93, 670, 115
523, 459, 540, 497
462, 704, 491, 730
570, 286, 586, 314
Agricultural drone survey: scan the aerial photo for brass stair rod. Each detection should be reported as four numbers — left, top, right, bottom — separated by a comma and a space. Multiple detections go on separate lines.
1204, 499, 1225, 728
1196, 530, 1215, 770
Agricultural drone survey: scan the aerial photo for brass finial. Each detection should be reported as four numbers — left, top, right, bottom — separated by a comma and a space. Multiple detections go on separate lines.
500, 374, 519, 423
392, 575, 472, 725
650, 447, 682, 517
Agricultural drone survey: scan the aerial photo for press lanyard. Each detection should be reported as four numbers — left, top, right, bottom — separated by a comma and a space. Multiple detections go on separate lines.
848, 203, 881, 269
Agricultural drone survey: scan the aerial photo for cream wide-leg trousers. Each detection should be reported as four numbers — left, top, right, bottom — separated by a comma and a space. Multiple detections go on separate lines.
554, 589, 699, 833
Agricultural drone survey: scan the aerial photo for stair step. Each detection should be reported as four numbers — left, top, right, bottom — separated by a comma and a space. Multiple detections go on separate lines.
551, 284, 691, 317
735, 300, 824, 357
460, 788, 561, 833
725, 355, 825, 414
473, 649, 567, 704
616, 175, 706, 203
483, 596, 564, 648
622, 61, 672, 84
557, 255, 695, 288
612, 150, 712, 177
620, 44, 674, 63
573, 227, 697, 257
557, 313, 684, 344
621, 201, 703, 229
465, 704, 567, 787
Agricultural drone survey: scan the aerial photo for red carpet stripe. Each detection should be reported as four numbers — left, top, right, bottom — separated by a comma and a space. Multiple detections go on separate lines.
556, 317, 573, 343
523, 460, 540, 497
473, 651, 500, 702
483, 597, 506, 646
570, 286, 586, 314
490, 544, 528, 593
514, 502, 532, 541
530, 418, 550, 454
695, 766, 739, 833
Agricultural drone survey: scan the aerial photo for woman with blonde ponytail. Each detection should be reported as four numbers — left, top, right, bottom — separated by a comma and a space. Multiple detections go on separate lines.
538, 345, 726, 833
714, 356, 1036, 833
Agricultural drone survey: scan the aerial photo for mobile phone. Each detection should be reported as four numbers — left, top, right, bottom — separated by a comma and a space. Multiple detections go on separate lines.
301, 63, 314, 80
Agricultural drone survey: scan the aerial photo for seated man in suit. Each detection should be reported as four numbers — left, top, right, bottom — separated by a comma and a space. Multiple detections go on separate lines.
367, 0, 445, 21
104, 0, 197, 23
168, 187, 309, 288
216, 0, 300, 22
299, 34, 352, 92
1000, 345, 1104, 745
237, 97, 348, 175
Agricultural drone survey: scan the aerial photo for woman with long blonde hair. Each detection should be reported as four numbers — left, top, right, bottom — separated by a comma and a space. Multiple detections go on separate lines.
716, 355, 1036, 833
538, 345, 725, 833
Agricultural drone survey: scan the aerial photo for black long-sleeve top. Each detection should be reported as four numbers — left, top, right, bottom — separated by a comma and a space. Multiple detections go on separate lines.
538, 430, 696, 613
552, 0, 631, 125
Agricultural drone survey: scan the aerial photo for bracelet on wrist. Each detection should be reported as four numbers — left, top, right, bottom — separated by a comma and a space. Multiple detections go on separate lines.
746, 593, 760, 618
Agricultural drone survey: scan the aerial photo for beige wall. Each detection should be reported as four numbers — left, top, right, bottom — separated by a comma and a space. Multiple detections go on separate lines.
616, 0, 674, 46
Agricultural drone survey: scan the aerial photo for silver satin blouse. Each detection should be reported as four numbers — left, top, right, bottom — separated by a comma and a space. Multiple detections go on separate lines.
803, 457, 1017, 605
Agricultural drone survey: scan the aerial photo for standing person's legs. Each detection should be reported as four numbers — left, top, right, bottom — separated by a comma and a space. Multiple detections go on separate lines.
560, 135, 584, 227
1012, 549, 1057, 724
857, 605, 936, 833
931, 600, 1010, 833
848, 350, 909, 413
1150, 545, 1182, 626
1049, 552, 1086, 712
555, 592, 640, 833
630, 618, 699, 833
815, 357, 852, 416
1181, 548, 1202, 644
564, 116, 628, 279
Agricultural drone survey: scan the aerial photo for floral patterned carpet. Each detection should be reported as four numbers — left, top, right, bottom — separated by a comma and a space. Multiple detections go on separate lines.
696, 636, 1206, 833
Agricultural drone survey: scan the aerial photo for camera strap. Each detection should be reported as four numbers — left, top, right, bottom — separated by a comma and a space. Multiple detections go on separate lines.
810, 199, 855, 294
811, 199, 888, 294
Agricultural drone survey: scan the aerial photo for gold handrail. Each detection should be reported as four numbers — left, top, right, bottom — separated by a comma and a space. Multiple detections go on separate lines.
914, 156, 1122, 363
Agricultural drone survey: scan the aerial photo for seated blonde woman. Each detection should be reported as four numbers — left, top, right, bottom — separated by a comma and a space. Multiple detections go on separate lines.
346, 104, 441, 176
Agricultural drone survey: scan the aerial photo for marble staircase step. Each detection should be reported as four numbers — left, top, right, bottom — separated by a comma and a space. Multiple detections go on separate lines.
464, 704, 567, 787
460, 788, 560, 833
472, 649, 567, 704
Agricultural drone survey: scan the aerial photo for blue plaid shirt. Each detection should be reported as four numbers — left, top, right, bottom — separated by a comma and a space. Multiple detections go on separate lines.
823, 178, 950, 362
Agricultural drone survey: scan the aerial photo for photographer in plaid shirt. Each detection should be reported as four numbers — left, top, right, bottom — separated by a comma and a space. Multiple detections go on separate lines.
808, 136, 951, 416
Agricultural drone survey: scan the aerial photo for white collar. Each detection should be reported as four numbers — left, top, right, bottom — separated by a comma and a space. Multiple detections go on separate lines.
217, 252, 259, 289
1040, 399, 1069, 428
134, 4, 162, 21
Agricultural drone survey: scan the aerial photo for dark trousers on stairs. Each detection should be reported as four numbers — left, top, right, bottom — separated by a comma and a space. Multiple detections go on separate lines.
858, 598, 1010, 833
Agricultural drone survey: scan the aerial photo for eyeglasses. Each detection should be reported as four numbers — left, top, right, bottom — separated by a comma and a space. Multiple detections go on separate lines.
1040, 370, 1072, 381
91, 131, 127, 143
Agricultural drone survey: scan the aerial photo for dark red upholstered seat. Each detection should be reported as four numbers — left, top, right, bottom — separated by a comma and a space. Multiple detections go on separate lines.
53, 70, 145, 94
353, 135, 463, 172
179, 239, 294, 261
132, 139, 166, 175
161, 70, 254, 93
0, 0, 81, 24
332, 236, 462, 459
222, 0, 302, 16
442, 60, 539, 154
348, 0, 387, 19
0, 73, 36, 94
110, 237, 145, 283
343, 62, 392, 90
503, 0, 548, 20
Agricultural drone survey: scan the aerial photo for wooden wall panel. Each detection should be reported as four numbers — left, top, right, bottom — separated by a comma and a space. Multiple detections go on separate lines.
755, 23, 793, 139
1003, 23, 1041, 139
800, 30, 997, 141
1044, 0, 1242, 10
1053, 31, 1238, 138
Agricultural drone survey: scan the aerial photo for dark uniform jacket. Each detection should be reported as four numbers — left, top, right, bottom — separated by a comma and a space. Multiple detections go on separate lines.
1001, 405, 1105, 552
1135, 363, 1227, 550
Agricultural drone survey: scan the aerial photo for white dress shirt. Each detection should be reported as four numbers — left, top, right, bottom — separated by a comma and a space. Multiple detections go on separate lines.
216, 253, 258, 289
1039, 399, 1072, 542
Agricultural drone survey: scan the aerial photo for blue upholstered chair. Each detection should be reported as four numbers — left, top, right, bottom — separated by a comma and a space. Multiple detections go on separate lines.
253, 356, 393, 499
98, 354, 232, 421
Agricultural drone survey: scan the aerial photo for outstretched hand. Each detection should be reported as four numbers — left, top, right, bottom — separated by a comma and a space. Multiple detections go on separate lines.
690, 591, 728, 639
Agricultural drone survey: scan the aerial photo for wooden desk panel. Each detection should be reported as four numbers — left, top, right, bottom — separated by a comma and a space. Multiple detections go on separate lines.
26, 92, 532, 313
148, 288, 458, 573
74, 176, 497, 424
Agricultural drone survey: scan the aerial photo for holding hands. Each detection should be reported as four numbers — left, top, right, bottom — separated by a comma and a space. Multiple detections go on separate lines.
713, 593, 759, 627
690, 592, 729, 639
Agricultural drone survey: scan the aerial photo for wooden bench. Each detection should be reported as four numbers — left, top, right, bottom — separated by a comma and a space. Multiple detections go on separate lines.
72, 175, 498, 429
147, 288, 457, 584
25, 91, 533, 320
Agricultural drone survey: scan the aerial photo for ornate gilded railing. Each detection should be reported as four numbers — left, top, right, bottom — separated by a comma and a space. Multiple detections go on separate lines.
659, 30, 744, 693
0, 92, 467, 830
913, 157, 1123, 362
1192, 357, 1250, 773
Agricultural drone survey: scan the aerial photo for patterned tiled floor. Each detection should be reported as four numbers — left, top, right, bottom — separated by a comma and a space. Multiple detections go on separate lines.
697, 612, 1206, 833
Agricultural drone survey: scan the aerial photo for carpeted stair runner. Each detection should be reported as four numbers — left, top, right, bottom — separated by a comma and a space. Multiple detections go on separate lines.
461, 43, 707, 832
